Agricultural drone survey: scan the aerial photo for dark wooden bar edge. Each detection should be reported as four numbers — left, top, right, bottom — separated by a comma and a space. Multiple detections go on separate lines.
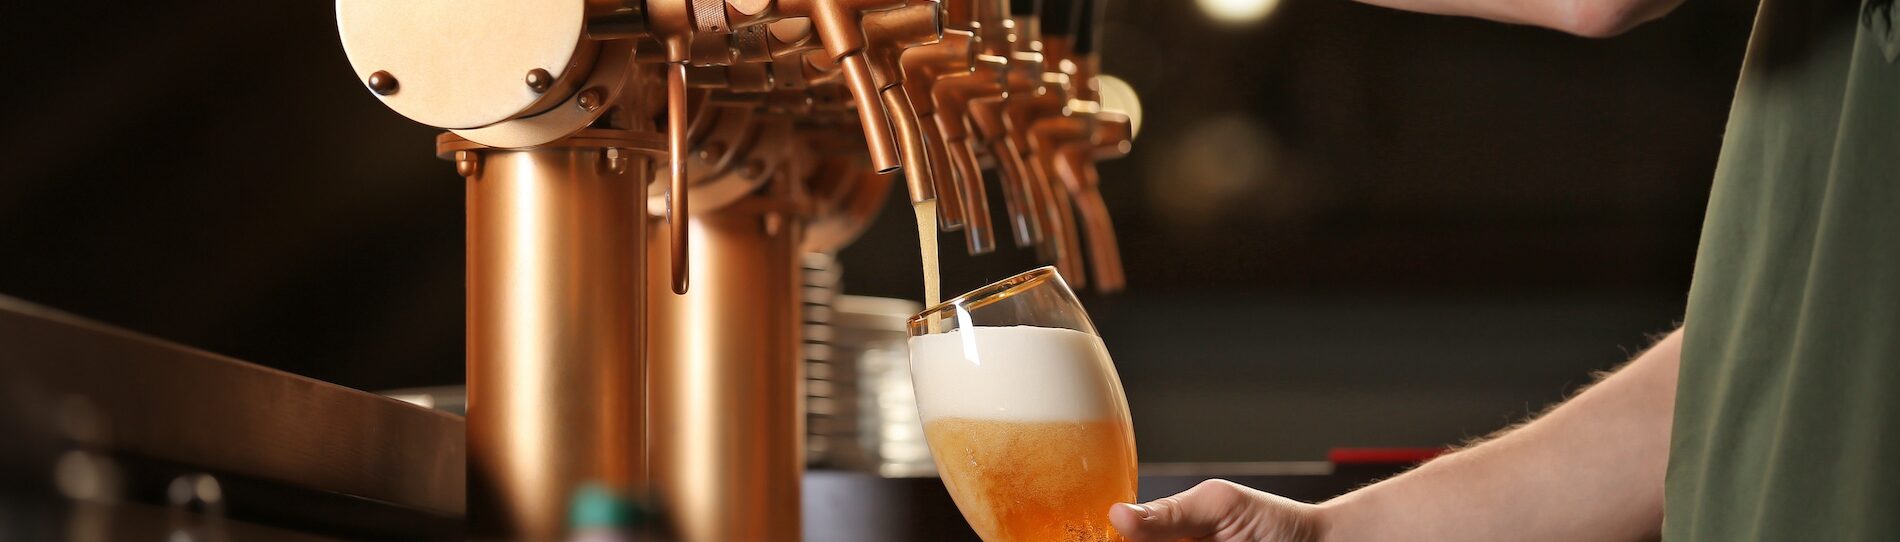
0, 295, 465, 521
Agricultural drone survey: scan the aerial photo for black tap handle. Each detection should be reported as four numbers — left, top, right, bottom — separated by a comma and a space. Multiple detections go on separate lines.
1010, 0, 1041, 17
1040, 0, 1080, 37
1073, 0, 1102, 55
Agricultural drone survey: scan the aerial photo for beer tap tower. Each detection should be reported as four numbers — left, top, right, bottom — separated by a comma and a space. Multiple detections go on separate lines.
334, 0, 1135, 538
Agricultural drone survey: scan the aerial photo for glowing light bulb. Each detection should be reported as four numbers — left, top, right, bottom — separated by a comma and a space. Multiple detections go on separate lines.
1196, 0, 1280, 25
1096, 75, 1143, 139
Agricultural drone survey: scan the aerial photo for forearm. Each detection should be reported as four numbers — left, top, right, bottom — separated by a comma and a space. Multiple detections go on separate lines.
1317, 328, 1681, 541
1353, 0, 1685, 37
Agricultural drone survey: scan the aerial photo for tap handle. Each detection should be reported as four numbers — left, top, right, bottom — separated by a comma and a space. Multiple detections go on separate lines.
1040, 0, 1081, 37
1073, 0, 1101, 55
667, 62, 691, 294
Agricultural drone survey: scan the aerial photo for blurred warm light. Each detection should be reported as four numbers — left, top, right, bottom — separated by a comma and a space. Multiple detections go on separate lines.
1148, 116, 1273, 229
1097, 75, 1143, 139
1196, 0, 1280, 25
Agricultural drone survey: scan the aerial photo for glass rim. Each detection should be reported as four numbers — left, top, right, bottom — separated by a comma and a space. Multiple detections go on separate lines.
908, 266, 1060, 330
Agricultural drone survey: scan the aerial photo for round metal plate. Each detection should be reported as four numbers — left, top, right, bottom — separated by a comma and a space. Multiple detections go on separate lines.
451, 41, 635, 148
337, 0, 587, 130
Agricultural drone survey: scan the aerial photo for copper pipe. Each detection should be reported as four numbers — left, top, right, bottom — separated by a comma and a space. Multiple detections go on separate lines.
879, 86, 942, 213
668, 62, 692, 294
647, 208, 804, 542
1092, 112, 1135, 160
970, 94, 1054, 256
898, 30, 974, 119
1056, 144, 1124, 291
1043, 164, 1086, 288
463, 145, 648, 540
866, 7, 962, 230
972, 0, 1013, 52
863, 3, 949, 212
944, 0, 976, 28
1021, 119, 1090, 289
758, 0, 912, 174
938, 120, 998, 254
965, 134, 1036, 248
989, 135, 1053, 260
839, 54, 905, 175
1005, 90, 1085, 279
936, 73, 1041, 246
897, 29, 997, 248
918, 110, 967, 231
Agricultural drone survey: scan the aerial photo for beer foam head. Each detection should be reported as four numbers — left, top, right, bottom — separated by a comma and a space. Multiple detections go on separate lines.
908, 325, 1125, 422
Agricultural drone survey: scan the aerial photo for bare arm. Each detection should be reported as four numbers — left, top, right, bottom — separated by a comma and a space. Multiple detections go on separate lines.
1318, 328, 1679, 541
1112, 328, 1682, 542
1355, 0, 1689, 37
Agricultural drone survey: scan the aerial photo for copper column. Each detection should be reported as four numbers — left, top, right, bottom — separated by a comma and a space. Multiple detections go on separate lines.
461, 142, 649, 539
647, 208, 804, 542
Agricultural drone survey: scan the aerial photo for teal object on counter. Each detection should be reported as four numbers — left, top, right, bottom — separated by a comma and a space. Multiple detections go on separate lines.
569, 483, 638, 530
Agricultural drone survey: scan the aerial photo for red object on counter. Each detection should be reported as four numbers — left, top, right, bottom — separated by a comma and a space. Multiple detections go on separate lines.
1328, 447, 1445, 466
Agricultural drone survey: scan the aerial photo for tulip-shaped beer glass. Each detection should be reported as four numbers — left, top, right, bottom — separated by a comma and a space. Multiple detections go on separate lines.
908, 267, 1138, 542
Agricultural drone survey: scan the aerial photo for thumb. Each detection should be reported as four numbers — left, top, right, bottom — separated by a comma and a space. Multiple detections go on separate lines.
1109, 479, 1255, 542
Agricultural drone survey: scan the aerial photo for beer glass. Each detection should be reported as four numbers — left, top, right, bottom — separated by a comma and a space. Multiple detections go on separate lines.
907, 267, 1138, 542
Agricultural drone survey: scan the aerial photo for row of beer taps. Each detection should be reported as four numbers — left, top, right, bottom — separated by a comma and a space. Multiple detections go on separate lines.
332, 0, 1139, 535
614, 0, 1136, 292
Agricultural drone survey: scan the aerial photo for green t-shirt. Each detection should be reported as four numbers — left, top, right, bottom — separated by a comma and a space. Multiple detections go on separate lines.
1668, 0, 1900, 539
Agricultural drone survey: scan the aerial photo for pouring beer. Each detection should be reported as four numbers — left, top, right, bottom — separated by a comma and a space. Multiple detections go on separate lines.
909, 267, 1139, 541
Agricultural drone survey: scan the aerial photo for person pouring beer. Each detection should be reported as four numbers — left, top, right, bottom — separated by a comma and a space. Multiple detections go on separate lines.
1110, 0, 1900, 540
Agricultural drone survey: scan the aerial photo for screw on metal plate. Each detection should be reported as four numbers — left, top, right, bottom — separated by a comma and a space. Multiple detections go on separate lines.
603, 148, 630, 175
576, 88, 605, 111
526, 68, 553, 93
367, 70, 398, 95
455, 151, 482, 177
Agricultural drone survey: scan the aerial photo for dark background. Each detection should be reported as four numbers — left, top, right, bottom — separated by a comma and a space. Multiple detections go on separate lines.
0, 1, 1756, 461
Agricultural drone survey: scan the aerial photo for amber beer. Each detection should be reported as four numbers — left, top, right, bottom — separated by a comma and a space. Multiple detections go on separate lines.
910, 324, 1139, 542
925, 418, 1138, 541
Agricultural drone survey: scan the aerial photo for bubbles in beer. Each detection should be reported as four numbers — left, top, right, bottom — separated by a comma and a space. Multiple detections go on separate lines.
924, 418, 1136, 542
910, 326, 1138, 541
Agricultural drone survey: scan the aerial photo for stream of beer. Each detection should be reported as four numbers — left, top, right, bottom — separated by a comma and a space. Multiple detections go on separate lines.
915, 200, 941, 310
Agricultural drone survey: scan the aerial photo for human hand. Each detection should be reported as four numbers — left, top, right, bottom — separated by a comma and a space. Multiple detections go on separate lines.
1109, 479, 1325, 542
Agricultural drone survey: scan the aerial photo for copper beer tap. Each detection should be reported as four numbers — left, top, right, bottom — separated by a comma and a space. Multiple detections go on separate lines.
931, 0, 1041, 248
864, 5, 964, 232
899, 25, 1001, 253
963, 0, 1077, 269
1028, 0, 1131, 291
335, 0, 1139, 538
